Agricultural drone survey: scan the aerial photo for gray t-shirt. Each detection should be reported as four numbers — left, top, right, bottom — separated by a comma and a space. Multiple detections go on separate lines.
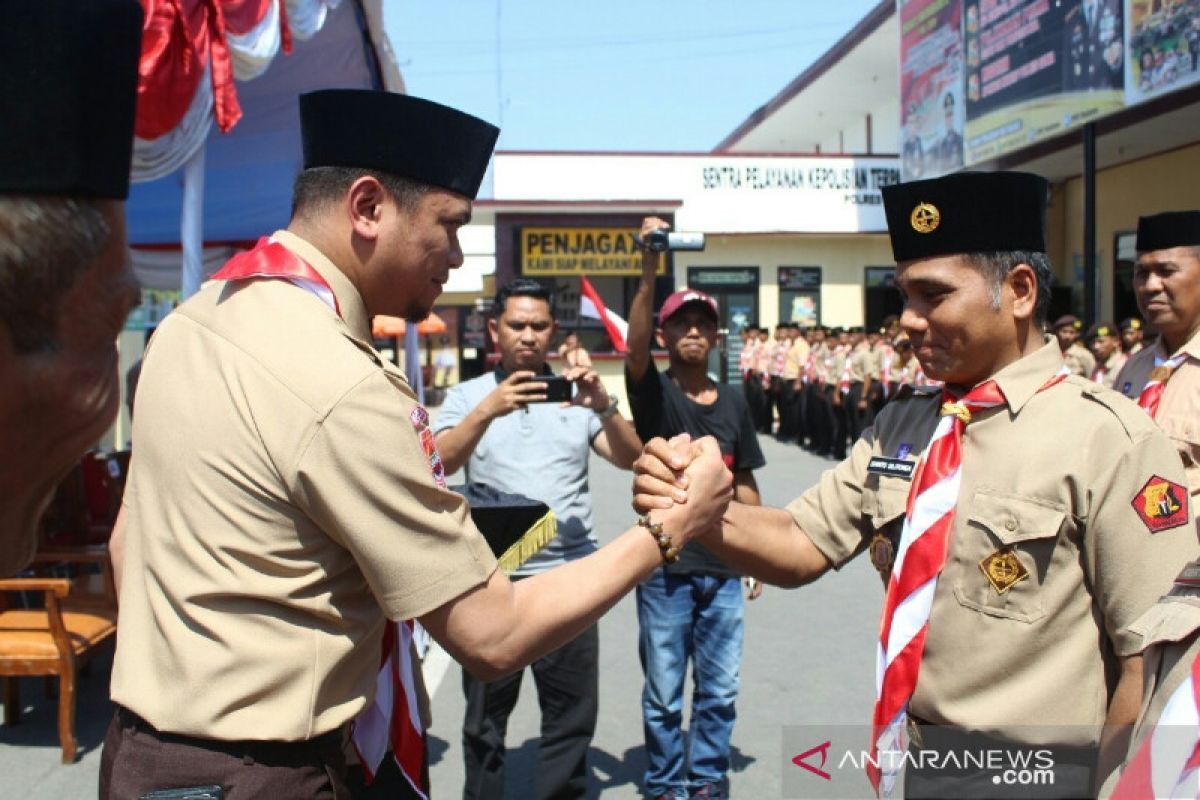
434, 370, 603, 576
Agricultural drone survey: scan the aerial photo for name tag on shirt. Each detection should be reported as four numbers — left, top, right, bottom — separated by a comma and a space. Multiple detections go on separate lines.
867, 456, 917, 479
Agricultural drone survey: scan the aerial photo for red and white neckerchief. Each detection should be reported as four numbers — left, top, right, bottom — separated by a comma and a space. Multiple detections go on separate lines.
214, 238, 428, 796
350, 620, 429, 799
867, 369, 1069, 797
771, 341, 789, 377
1111, 651, 1200, 799
1138, 353, 1189, 418
837, 354, 853, 395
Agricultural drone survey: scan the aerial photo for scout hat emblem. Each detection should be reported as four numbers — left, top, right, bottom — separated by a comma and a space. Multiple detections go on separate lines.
910, 202, 941, 234
979, 548, 1029, 594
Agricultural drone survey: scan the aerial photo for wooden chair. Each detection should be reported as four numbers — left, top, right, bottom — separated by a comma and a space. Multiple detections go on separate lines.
0, 545, 117, 763
0, 466, 120, 764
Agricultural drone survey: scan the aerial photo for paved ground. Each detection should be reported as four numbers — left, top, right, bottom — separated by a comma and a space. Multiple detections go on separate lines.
0, 433, 883, 799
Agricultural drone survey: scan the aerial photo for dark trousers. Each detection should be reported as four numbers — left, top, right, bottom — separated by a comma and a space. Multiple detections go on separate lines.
743, 375, 767, 433
100, 706, 350, 800
794, 381, 809, 445
462, 624, 599, 800
825, 385, 848, 458
806, 384, 831, 453
776, 380, 797, 440
846, 381, 872, 443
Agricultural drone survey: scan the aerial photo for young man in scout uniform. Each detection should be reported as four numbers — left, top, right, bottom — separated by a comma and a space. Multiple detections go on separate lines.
626, 216, 766, 800
101, 91, 732, 799
1087, 321, 1127, 389
434, 278, 642, 800
0, 0, 143, 576
1054, 313, 1098, 378
633, 172, 1199, 798
1120, 317, 1146, 357
1114, 211, 1200, 498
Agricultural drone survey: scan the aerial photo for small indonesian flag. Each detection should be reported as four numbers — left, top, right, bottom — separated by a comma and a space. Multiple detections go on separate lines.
579, 275, 628, 353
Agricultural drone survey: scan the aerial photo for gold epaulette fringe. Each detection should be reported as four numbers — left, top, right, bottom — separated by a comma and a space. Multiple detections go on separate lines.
497, 511, 558, 573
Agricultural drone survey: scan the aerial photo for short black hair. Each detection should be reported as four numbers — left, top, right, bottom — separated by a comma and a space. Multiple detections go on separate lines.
492, 278, 551, 317
0, 196, 111, 353
290, 166, 430, 220
963, 250, 1054, 326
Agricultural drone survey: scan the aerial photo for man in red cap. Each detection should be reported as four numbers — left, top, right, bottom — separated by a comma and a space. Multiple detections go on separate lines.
624, 216, 765, 800
0, 0, 143, 576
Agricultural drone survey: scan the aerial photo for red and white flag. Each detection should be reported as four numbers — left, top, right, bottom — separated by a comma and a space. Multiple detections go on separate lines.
579, 275, 628, 353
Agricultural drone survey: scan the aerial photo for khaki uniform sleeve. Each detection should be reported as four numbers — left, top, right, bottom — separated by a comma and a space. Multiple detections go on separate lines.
1087, 428, 1200, 656
785, 433, 876, 568
293, 372, 497, 621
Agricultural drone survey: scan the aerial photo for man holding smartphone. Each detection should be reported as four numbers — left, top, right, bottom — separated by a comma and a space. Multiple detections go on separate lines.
434, 278, 642, 800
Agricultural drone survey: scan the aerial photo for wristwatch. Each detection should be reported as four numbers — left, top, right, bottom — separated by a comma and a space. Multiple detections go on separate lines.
595, 393, 620, 420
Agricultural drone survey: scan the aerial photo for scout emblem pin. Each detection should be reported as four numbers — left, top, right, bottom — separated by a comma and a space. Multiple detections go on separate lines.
910, 202, 941, 234
869, 533, 895, 576
980, 548, 1029, 594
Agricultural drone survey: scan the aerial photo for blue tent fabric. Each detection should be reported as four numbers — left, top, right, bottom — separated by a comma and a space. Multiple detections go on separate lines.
127, 1, 382, 246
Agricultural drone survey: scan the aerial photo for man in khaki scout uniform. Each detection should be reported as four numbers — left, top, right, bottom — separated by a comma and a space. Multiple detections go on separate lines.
1054, 313, 1098, 378
1120, 317, 1146, 357
633, 171, 1199, 798
1087, 321, 1127, 390
0, 0, 143, 576
101, 90, 732, 800
1115, 211, 1200, 498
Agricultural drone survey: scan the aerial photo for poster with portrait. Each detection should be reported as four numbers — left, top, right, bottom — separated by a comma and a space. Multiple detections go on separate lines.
1126, 0, 1200, 104
898, 0, 965, 180
963, 0, 1126, 165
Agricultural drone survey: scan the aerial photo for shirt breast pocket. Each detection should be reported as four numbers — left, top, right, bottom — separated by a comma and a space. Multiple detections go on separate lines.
954, 489, 1067, 623
862, 475, 911, 530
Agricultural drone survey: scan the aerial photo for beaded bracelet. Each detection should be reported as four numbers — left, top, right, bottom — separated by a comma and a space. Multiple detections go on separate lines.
638, 514, 680, 564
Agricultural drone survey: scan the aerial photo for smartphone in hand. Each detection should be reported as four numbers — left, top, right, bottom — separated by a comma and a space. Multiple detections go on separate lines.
530, 375, 572, 403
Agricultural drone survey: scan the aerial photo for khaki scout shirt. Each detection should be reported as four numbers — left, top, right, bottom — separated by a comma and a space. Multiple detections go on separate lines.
1123, 558, 1200, 766
1063, 341, 1097, 379
824, 346, 848, 387
783, 339, 810, 381
848, 344, 878, 383
787, 341, 1198, 746
1091, 349, 1127, 390
111, 231, 498, 741
1116, 330, 1200, 497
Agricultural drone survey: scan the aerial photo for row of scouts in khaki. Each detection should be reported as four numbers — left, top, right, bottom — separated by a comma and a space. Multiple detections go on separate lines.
741, 321, 935, 460
6, 5, 1200, 799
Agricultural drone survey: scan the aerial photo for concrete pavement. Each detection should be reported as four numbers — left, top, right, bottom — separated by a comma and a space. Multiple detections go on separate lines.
0, 433, 883, 799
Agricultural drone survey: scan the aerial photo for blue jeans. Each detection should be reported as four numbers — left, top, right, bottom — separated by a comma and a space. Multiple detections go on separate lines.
636, 569, 744, 798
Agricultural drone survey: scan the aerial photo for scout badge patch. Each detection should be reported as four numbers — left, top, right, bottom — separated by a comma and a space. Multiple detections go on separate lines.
1132, 475, 1189, 534
869, 533, 895, 576
410, 406, 446, 489
979, 548, 1029, 595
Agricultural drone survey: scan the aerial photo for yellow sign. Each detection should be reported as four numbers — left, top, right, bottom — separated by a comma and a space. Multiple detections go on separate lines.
520, 227, 664, 276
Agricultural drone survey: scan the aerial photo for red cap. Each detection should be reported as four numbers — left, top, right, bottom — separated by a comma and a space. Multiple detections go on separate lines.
658, 289, 720, 327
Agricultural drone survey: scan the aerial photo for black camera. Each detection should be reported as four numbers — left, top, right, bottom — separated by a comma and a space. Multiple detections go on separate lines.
636, 229, 707, 253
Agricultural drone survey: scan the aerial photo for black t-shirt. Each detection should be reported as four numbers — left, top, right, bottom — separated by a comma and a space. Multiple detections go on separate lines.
626, 359, 766, 577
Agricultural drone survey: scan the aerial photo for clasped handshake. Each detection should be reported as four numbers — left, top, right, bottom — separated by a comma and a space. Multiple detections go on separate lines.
631, 434, 734, 549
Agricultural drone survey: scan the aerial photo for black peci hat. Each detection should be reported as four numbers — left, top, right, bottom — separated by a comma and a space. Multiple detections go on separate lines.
299, 90, 499, 200
1136, 211, 1200, 252
883, 171, 1048, 262
0, 0, 143, 199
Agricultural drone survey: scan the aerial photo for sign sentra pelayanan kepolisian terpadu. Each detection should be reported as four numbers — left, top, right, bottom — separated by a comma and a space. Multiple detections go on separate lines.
520, 227, 667, 276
